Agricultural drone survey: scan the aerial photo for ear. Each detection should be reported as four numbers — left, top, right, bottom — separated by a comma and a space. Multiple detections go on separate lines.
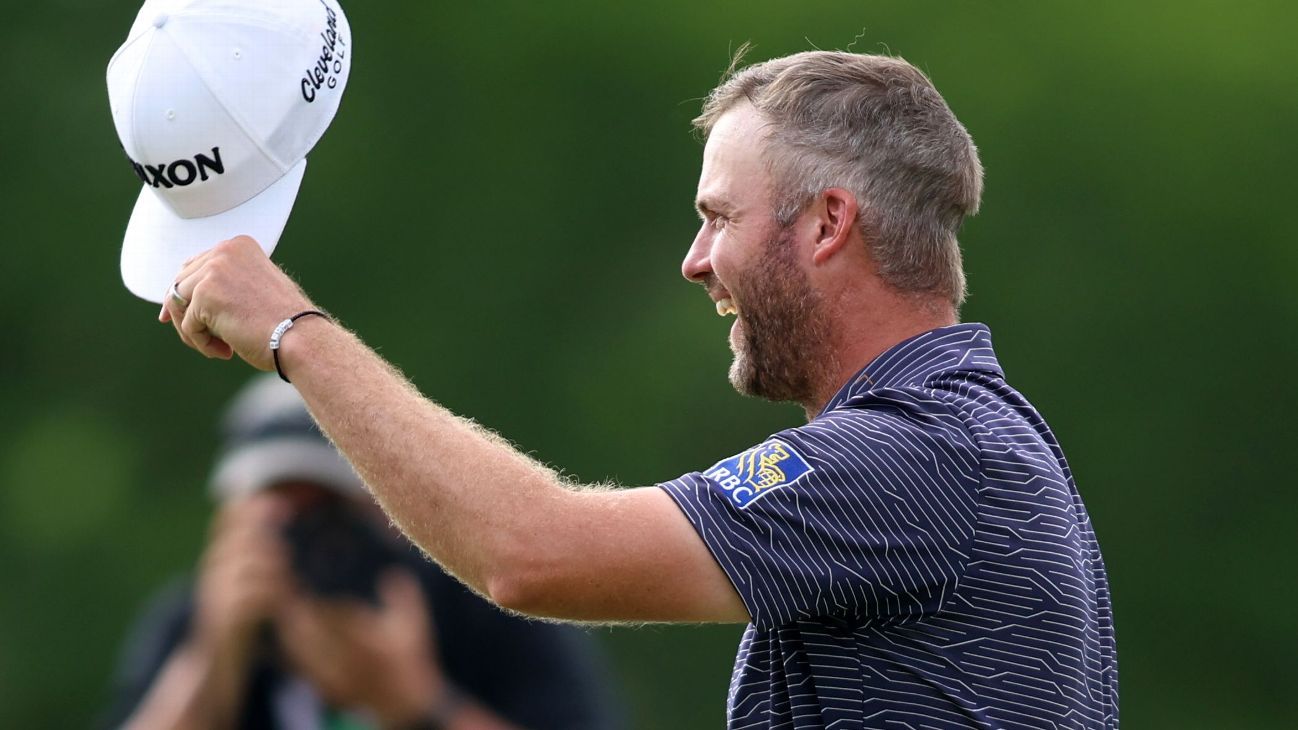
809, 188, 859, 266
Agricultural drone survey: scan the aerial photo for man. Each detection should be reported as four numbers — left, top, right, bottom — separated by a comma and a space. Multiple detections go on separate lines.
101, 375, 623, 730
158, 51, 1118, 728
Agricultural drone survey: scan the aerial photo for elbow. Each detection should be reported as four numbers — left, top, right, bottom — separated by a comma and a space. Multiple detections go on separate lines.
484, 563, 557, 616
481, 529, 562, 616
485, 570, 537, 614
482, 487, 581, 617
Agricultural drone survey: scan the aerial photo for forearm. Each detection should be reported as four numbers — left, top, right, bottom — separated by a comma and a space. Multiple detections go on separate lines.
165, 238, 746, 622
122, 637, 251, 730
278, 316, 571, 600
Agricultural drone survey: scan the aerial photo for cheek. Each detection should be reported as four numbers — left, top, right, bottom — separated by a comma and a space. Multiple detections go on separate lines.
709, 232, 747, 288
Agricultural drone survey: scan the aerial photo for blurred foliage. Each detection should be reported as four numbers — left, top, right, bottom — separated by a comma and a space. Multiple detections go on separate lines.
3, 0, 1297, 727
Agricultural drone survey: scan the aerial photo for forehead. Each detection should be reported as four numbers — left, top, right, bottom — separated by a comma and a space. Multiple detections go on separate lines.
267, 480, 347, 508
697, 104, 773, 209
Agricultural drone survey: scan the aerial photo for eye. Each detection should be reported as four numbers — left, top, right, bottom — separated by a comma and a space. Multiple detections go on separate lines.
709, 214, 728, 231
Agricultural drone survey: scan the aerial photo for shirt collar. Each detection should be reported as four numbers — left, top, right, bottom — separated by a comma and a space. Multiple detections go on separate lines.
819, 322, 1004, 416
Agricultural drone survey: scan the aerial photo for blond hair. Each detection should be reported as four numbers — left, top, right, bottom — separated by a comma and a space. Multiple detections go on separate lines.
695, 49, 983, 307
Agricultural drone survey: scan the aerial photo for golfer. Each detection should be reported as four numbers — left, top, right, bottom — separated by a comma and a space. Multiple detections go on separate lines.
158, 51, 1118, 729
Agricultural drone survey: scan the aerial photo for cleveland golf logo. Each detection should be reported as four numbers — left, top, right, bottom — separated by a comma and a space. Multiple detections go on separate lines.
127, 147, 225, 188
301, 0, 346, 103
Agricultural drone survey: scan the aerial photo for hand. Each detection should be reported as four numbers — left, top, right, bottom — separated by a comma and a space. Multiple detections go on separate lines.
192, 493, 294, 654
159, 236, 316, 370
275, 570, 448, 727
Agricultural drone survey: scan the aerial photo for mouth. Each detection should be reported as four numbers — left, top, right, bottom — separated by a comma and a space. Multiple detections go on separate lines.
708, 277, 739, 318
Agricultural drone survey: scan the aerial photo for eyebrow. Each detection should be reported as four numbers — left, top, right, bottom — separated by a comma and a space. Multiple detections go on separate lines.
694, 196, 734, 219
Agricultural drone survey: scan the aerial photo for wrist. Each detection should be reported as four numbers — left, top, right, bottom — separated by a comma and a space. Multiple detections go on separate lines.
190, 615, 260, 666
272, 310, 334, 383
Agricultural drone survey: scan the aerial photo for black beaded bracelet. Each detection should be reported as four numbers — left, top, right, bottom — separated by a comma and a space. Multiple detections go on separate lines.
268, 309, 330, 383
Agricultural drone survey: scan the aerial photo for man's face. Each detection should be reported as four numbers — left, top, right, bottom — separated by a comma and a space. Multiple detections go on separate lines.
681, 104, 829, 404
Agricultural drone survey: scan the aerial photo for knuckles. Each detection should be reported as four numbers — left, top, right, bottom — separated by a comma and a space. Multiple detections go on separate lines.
171, 235, 292, 367
220, 235, 260, 255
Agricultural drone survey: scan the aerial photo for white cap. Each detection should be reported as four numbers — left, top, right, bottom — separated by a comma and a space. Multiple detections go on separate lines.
107, 0, 351, 303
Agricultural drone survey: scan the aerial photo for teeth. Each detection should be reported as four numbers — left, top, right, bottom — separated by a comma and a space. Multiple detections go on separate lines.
715, 298, 737, 317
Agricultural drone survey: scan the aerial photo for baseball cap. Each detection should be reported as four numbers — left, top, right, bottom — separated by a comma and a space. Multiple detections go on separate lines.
210, 373, 366, 501
106, 0, 351, 303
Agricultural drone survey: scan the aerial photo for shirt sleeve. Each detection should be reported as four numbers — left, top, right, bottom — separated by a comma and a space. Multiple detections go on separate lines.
658, 404, 981, 629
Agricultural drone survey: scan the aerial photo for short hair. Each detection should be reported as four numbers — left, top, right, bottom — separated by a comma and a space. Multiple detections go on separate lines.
695, 49, 984, 307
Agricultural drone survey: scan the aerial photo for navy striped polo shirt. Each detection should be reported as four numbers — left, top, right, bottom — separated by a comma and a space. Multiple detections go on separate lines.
660, 323, 1118, 729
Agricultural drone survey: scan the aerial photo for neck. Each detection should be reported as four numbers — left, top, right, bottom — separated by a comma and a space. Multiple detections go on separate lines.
799, 292, 957, 420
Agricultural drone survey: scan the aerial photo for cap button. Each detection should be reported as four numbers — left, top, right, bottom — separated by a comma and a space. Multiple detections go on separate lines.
152, 13, 169, 28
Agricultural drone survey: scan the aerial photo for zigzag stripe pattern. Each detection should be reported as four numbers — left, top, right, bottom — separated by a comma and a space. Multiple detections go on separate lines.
660, 324, 1118, 729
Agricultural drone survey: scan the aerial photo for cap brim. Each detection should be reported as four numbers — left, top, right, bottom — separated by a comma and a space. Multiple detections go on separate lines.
120, 159, 307, 303
209, 436, 367, 502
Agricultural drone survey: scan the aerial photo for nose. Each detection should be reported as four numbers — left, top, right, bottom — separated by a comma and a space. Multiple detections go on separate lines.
681, 224, 713, 283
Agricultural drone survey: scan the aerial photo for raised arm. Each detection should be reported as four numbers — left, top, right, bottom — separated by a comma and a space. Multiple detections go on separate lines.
163, 237, 746, 623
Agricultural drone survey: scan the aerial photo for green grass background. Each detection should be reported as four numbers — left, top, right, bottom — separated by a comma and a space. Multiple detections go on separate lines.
2, 1, 1296, 727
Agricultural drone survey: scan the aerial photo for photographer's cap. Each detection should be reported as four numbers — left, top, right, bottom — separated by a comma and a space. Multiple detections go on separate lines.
107, 0, 351, 303
211, 374, 366, 501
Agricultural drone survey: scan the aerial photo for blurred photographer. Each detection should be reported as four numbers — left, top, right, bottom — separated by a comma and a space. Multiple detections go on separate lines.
101, 375, 623, 730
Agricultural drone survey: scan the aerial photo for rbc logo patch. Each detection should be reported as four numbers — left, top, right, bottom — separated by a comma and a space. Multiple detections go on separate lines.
704, 439, 814, 509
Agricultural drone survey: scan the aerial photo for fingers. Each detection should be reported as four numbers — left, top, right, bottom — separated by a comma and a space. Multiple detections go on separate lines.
163, 259, 235, 360
278, 594, 362, 692
160, 273, 198, 349
202, 550, 291, 616
207, 495, 291, 565
275, 569, 437, 710
156, 235, 315, 371
379, 570, 429, 628
158, 283, 180, 324
181, 299, 234, 360
174, 246, 221, 299
203, 519, 290, 573
277, 598, 348, 692
159, 245, 219, 322
194, 497, 295, 640
158, 280, 185, 331
215, 491, 280, 524
166, 252, 213, 351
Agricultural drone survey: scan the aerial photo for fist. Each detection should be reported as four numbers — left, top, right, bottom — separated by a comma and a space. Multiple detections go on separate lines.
160, 236, 315, 370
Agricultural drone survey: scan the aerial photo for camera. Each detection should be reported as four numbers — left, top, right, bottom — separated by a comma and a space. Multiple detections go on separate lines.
281, 501, 405, 604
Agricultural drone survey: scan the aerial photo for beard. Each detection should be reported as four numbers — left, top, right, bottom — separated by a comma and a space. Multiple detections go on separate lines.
725, 227, 832, 405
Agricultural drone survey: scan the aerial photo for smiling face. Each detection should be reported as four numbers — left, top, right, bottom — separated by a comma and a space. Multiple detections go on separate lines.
681, 104, 831, 404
